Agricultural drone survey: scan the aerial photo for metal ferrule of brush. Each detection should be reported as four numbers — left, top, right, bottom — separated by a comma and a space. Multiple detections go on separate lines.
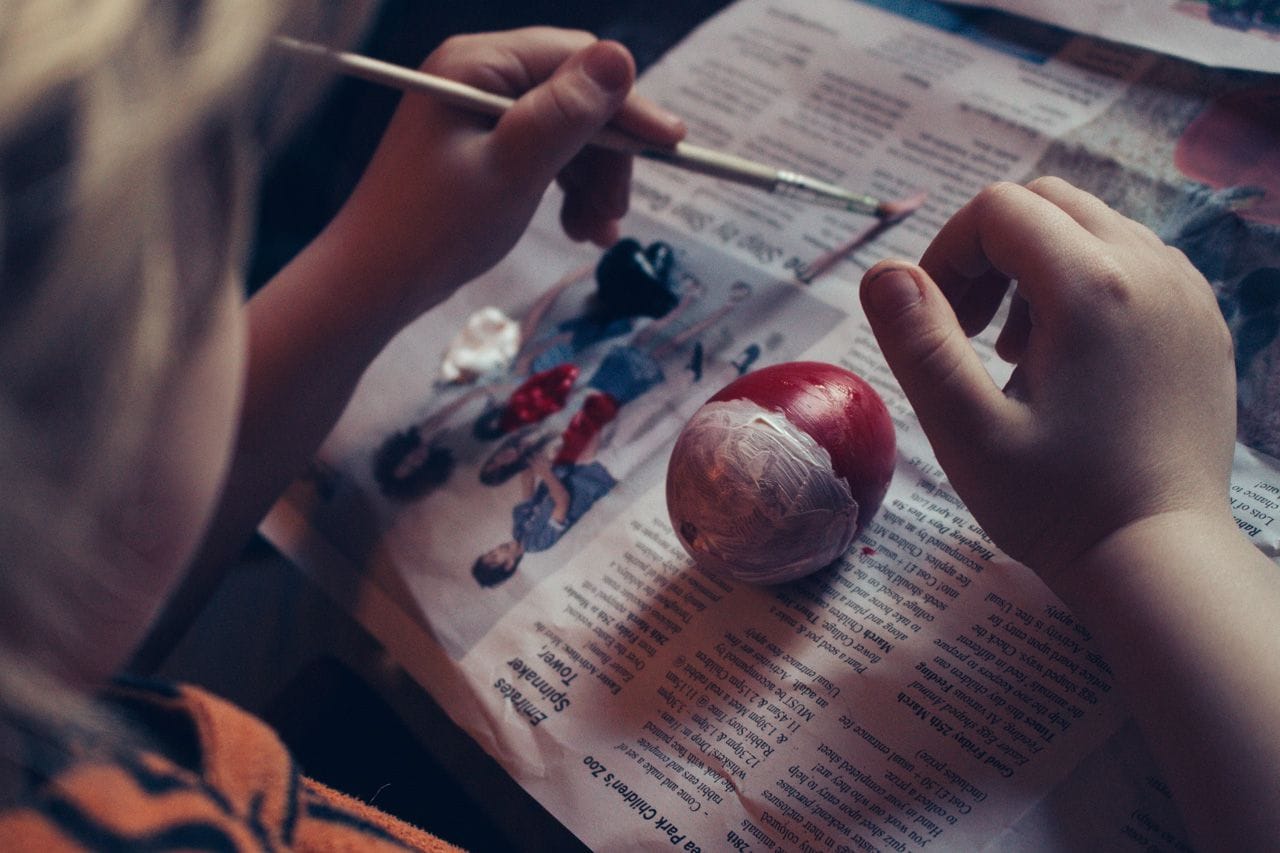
773, 171, 878, 215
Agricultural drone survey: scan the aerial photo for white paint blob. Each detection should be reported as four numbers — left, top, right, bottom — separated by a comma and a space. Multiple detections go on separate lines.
439, 306, 520, 383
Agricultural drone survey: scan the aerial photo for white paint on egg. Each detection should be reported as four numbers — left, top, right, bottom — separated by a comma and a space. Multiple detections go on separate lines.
666, 398, 859, 584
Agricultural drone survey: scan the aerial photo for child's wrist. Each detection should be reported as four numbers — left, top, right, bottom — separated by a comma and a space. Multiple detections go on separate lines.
1052, 506, 1243, 618
307, 214, 456, 339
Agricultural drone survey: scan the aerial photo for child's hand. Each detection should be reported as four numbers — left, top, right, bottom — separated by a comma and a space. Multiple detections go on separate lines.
326, 27, 685, 317
860, 178, 1236, 582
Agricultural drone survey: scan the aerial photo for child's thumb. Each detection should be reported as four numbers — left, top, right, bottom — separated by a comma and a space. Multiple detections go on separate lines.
860, 262, 1004, 445
493, 41, 633, 187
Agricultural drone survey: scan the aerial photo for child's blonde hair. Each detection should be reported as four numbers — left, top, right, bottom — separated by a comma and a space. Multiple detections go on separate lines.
0, 0, 369, 772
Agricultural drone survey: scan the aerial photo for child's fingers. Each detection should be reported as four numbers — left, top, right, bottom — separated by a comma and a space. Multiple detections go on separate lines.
423, 27, 597, 92
860, 261, 1014, 445
1025, 176, 1163, 247
557, 147, 631, 244
559, 185, 622, 246
919, 181, 1104, 320
490, 40, 635, 191
951, 268, 1013, 337
995, 291, 1033, 365
611, 91, 687, 146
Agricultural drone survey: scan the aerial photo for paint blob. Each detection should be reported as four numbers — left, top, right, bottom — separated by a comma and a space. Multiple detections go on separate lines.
439, 306, 520, 383
666, 361, 895, 584
595, 238, 680, 319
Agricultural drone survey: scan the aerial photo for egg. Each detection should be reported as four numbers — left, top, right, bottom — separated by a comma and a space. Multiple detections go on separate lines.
666, 361, 895, 584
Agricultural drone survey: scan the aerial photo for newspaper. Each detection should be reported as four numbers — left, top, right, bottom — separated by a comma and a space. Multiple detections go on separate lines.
943, 0, 1280, 73
262, 1, 1280, 850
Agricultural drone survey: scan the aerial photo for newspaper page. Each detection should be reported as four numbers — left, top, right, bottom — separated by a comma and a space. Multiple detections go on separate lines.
942, 0, 1280, 73
261, 0, 1280, 850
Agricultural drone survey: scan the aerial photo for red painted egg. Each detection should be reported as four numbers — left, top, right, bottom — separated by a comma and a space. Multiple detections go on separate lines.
666, 361, 895, 584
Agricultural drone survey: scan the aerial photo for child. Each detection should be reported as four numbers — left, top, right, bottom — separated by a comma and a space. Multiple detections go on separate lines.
0, 3, 683, 848
1, 4, 1275, 852
859, 177, 1280, 851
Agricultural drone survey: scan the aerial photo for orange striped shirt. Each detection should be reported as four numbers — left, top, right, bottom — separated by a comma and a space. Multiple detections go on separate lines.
0, 679, 464, 851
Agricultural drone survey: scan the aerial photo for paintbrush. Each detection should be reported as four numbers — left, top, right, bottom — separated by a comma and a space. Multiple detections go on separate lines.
273, 35, 919, 219
794, 189, 928, 283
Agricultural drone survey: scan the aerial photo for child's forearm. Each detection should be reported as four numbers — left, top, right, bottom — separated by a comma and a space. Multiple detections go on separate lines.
131, 229, 417, 668
211, 231, 420, 558
1057, 510, 1280, 851
133, 32, 686, 664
